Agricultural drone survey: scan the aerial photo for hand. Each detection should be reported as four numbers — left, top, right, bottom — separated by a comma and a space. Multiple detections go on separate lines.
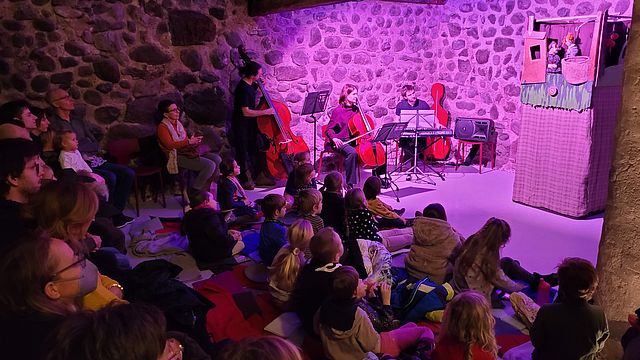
262, 108, 275, 116
228, 230, 242, 241
164, 338, 184, 360
332, 138, 344, 148
243, 198, 253, 206
89, 234, 102, 250
108, 285, 123, 299
379, 282, 391, 306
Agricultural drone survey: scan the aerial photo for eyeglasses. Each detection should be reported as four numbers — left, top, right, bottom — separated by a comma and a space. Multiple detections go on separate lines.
50, 254, 86, 281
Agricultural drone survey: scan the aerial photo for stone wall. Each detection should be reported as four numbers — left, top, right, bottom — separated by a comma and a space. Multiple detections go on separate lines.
0, 0, 633, 168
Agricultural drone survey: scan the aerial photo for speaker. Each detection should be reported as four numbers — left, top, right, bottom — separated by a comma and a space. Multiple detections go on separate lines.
454, 118, 495, 141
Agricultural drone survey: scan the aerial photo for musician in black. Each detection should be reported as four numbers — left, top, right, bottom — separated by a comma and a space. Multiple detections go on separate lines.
231, 61, 275, 190
396, 85, 430, 165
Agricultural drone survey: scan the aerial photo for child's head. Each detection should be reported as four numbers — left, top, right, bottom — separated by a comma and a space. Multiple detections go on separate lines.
220, 157, 240, 178
288, 219, 313, 251
322, 171, 343, 193
54, 130, 78, 152
293, 152, 311, 167
262, 194, 287, 220
440, 291, 498, 358
345, 188, 367, 211
455, 217, 510, 283
557, 257, 598, 303
269, 219, 314, 292
422, 203, 447, 221
309, 227, 343, 264
188, 189, 218, 210
293, 163, 315, 188
362, 176, 382, 200
220, 336, 303, 360
298, 188, 322, 215
331, 266, 365, 301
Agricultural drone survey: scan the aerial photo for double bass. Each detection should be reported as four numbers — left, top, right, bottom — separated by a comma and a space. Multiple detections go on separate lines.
424, 83, 451, 160
239, 47, 309, 179
348, 99, 386, 168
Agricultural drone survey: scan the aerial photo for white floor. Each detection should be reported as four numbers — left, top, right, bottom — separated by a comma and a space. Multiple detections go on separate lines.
129, 165, 604, 275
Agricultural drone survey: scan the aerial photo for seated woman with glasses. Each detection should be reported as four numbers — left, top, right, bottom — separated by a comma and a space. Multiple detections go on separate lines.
155, 100, 222, 193
28, 180, 127, 310
0, 231, 98, 359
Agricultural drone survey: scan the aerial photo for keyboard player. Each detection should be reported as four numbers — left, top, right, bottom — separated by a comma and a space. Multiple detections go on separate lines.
395, 85, 430, 164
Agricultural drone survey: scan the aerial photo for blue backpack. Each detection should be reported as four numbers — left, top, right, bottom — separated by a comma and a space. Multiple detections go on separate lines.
391, 276, 455, 322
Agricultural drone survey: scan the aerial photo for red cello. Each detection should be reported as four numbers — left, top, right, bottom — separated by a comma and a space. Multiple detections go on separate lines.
239, 47, 309, 179
348, 100, 385, 168
425, 83, 451, 160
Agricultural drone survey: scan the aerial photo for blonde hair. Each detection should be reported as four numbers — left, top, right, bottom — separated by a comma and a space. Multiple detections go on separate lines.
439, 291, 498, 359
339, 84, 358, 105
298, 188, 322, 215
269, 219, 313, 292
220, 336, 303, 360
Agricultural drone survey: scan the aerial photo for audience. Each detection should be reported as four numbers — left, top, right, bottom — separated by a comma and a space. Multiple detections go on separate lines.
268, 219, 313, 310
217, 157, 260, 221
316, 266, 434, 359
432, 290, 498, 360
283, 152, 317, 208
363, 176, 407, 228
259, 193, 288, 266
55, 130, 106, 185
345, 187, 383, 242
0, 100, 33, 140
28, 106, 49, 147
0, 138, 42, 251
219, 336, 303, 360
405, 203, 464, 283
155, 99, 221, 192
293, 227, 344, 334
319, 171, 347, 238
296, 188, 324, 234
181, 190, 244, 263
0, 231, 88, 359
47, 88, 134, 227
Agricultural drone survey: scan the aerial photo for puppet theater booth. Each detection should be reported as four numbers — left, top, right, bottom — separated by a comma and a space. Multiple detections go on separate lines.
512, 11, 630, 218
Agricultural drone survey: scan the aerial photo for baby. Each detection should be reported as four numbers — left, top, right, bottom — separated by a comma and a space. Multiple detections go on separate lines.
56, 130, 105, 184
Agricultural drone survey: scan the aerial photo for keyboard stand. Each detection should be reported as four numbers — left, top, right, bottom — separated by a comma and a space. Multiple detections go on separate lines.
391, 131, 449, 185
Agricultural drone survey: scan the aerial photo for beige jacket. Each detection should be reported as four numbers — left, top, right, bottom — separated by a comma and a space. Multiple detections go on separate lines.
315, 307, 381, 360
453, 252, 524, 301
405, 217, 464, 284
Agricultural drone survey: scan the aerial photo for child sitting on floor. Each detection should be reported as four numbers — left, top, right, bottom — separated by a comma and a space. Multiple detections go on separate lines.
181, 190, 244, 263
296, 188, 324, 234
316, 266, 434, 360
283, 152, 317, 206
268, 219, 313, 310
284, 162, 316, 209
292, 227, 344, 334
345, 188, 382, 243
55, 130, 105, 185
405, 203, 464, 284
431, 290, 498, 360
217, 157, 260, 222
320, 171, 347, 238
259, 194, 287, 266
363, 176, 407, 229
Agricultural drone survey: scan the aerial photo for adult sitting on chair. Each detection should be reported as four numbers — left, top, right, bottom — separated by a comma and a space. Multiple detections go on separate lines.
395, 85, 430, 166
46, 89, 134, 228
155, 100, 221, 193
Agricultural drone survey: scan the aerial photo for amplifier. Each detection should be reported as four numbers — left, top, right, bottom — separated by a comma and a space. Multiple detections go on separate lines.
454, 118, 494, 142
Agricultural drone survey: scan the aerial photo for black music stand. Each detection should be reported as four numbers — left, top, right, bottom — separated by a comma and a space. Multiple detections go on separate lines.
301, 90, 330, 170
373, 122, 408, 202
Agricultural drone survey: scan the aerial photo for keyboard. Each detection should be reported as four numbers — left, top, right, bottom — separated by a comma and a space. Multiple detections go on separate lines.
401, 128, 454, 137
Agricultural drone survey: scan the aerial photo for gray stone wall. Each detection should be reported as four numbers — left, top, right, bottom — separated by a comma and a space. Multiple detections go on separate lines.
0, 0, 633, 167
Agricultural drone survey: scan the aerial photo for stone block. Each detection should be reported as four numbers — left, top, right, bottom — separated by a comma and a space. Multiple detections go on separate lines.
83, 90, 103, 106
95, 106, 121, 124
180, 49, 203, 71
31, 75, 49, 93
184, 87, 227, 126
209, 48, 229, 69
51, 72, 73, 85
36, 56, 56, 71
264, 50, 283, 66
169, 71, 198, 91
129, 45, 171, 65
169, 10, 216, 46
59, 57, 78, 68
275, 65, 308, 81
64, 41, 87, 56
93, 59, 121, 83
33, 18, 56, 32
96, 83, 114, 93
2, 20, 25, 32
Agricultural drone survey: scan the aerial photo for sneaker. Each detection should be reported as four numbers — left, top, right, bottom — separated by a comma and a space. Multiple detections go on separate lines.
394, 208, 406, 217
113, 214, 135, 228
510, 292, 540, 329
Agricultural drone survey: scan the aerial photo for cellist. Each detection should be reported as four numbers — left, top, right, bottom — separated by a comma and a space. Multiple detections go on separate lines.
231, 60, 276, 190
325, 84, 385, 188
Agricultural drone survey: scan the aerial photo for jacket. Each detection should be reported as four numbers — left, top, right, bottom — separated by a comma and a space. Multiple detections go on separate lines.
405, 216, 464, 283
315, 307, 381, 360
181, 208, 237, 263
367, 198, 400, 220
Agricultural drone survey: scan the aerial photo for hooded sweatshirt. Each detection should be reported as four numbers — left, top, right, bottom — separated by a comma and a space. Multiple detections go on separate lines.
315, 298, 381, 360
405, 216, 464, 283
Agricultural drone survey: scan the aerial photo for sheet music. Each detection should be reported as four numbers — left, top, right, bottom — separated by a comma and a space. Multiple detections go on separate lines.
399, 109, 436, 129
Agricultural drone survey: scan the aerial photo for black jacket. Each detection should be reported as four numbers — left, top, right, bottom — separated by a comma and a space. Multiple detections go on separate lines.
181, 208, 237, 263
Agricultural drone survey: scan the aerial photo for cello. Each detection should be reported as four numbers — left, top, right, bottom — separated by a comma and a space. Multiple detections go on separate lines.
424, 83, 451, 160
348, 99, 386, 168
239, 47, 309, 179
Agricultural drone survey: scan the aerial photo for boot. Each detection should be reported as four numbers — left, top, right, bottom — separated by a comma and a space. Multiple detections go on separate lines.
254, 171, 276, 187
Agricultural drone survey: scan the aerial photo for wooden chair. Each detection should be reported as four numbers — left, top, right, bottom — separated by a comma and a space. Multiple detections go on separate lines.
107, 138, 166, 217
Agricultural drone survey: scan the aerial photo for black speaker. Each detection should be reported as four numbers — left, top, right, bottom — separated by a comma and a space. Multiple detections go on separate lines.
454, 118, 495, 142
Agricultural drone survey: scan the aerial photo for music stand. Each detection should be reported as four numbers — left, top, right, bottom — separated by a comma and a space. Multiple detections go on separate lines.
301, 90, 330, 170
396, 110, 439, 185
372, 122, 408, 202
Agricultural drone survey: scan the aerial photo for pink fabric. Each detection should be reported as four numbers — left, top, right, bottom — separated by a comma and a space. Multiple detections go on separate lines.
513, 86, 621, 217
380, 322, 434, 356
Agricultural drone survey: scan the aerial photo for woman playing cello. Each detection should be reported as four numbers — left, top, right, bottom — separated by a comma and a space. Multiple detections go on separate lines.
325, 84, 386, 188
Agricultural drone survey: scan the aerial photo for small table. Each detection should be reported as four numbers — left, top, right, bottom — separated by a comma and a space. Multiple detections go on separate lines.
456, 140, 496, 174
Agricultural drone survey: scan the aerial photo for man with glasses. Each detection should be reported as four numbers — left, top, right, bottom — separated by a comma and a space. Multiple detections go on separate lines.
46, 88, 135, 227
0, 138, 42, 252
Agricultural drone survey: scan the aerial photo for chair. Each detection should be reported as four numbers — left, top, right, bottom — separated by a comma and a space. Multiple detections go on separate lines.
316, 125, 360, 183
455, 140, 496, 174
107, 138, 166, 217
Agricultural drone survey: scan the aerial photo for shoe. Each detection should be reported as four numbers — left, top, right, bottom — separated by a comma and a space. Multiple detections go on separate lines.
254, 172, 276, 187
394, 208, 406, 217
241, 181, 255, 190
491, 290, 506, 309
542, 273, 558, 287
113, 214, 135, 228
415, 210, 422, 217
